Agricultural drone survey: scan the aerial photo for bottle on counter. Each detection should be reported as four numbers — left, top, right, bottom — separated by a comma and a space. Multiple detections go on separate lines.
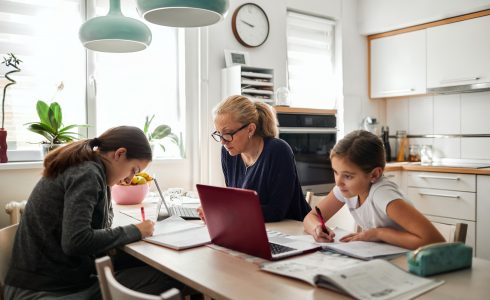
381, 126, 392, 162
408, 144, 421, 162
395, 130, 408, 162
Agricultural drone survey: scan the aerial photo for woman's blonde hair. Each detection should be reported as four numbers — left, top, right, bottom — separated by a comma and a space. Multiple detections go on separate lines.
213, 95, 278, 138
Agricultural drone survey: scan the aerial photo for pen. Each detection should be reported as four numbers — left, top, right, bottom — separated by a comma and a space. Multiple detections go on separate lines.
315, 206, 330, 234
141, 207, 145, 221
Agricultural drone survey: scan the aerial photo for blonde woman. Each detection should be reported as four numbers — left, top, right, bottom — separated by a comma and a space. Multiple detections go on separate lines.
199, 95, 310, 222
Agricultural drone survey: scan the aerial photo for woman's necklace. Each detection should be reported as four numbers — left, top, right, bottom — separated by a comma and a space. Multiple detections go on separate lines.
243, 138, 264, 173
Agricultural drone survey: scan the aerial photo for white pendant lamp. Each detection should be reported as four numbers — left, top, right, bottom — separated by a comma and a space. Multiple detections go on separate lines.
79, 0, 152, 53
137, 0, 229, 27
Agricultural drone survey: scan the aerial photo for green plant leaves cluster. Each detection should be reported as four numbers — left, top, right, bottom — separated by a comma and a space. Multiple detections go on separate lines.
143, 115, 179, 152
25, 100, 87, 144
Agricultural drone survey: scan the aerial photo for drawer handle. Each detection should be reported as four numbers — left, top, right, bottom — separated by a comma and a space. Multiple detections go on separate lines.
380, 88, 415, 94
418, 175, 460, 180
419, 192, 460, 199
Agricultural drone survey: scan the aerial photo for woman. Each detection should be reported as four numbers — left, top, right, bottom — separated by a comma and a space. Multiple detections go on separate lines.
199, 95, 310, 222
4, 126, 185, 299
304, 130, 444, 249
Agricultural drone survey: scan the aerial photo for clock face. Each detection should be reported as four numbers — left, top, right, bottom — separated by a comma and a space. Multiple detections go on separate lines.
232, 3, 269, 47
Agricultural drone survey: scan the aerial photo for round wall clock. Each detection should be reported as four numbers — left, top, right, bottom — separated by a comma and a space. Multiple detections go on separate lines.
232, 3, 270, 48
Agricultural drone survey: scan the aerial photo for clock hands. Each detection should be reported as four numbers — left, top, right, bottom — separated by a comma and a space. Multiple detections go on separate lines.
240, 19, 255, 28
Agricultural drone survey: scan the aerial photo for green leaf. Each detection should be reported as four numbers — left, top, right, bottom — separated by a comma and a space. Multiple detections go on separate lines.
48, 102, 62, 131
36, 101, 51, 127
167, 133, 179, 144
143, 115, 154, 135
151, 125, 171, 140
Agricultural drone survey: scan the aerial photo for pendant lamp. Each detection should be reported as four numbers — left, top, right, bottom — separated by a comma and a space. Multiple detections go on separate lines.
137, 0, 229, 27
79, 0, 152, 53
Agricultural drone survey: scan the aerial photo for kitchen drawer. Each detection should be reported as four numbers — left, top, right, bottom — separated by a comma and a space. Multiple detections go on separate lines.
407, 187, 476, 221
406, 171, 475, 192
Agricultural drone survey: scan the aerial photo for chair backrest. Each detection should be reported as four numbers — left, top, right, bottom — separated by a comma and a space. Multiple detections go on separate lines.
432, 222, 468, 243
4, 201, 27, 225
95, 256, 181, 300
0, 224, 19, 299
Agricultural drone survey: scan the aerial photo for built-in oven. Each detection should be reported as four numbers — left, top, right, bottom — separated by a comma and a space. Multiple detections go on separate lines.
276, 109, 337, 195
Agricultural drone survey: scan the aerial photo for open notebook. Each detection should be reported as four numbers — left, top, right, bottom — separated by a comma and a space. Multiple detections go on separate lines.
290, 227, 409, 260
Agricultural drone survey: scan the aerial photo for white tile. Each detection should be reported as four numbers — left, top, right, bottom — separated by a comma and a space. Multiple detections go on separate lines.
461, 138, 490, 160
434, 94, 460, 134
433, 138, 461, 159
386, 97, 409, 133
409, 95, 433, 135
461, 91, 490, 134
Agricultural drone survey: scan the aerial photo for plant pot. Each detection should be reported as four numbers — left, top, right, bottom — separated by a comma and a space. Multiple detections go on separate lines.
0, 129, 8, 163
41, 143, 64, 158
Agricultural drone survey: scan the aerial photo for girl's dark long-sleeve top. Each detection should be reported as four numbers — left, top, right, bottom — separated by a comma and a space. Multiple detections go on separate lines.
5, 159, 141, 292
222, 137, 311, 222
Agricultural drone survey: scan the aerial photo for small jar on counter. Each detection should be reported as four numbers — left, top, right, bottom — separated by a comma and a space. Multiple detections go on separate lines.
395, 130, 408, 162
408, 144, 421, 162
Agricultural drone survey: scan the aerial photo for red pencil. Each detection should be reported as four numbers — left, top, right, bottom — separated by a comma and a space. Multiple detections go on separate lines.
141, 207, 145, 221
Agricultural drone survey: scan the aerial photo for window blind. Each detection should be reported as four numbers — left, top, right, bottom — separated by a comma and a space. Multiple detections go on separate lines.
0, 0, 85, 150
286, 11, 336, 109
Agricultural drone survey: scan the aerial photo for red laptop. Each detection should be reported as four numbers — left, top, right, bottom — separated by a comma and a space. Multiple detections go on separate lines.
196, 184, 320, 260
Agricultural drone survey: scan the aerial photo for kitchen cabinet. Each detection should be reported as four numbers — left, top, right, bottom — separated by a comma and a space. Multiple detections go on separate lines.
427, 15, 490, 89
405, 171, 476, 252
384, 170, 404, 191
221, 65, 274, 105
370, 30, 426, 98
476, 175, 490, 260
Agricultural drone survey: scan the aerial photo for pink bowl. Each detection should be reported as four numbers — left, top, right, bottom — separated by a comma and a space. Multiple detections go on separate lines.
111, 183, 149, 205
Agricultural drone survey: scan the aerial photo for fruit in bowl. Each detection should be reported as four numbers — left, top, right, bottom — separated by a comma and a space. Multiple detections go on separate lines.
111, 172, 153, 205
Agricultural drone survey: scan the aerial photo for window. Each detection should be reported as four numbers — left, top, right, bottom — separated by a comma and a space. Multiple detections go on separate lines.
286, 11, 336, 109
1, 0, 184, 160
0, 0, 85, 151
91, 0, 185, 159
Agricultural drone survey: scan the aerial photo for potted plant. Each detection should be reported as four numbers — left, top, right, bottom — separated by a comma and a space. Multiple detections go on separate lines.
143, 115, 180, 155
1, 53, 22, 163
25, 83, 88, 156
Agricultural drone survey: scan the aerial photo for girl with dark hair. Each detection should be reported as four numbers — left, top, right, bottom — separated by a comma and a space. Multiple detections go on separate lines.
4, 126, 185, 299
304, 130, 444, 250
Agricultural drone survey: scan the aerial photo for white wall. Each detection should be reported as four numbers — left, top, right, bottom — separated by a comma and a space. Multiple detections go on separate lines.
358, 0, 490, 35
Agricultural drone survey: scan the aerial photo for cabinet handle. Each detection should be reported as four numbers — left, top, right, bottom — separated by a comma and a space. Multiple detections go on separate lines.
380, 88, 415, 94
440, 77, 480, 84
419, 192, 460, 199
418, 175, 460, 181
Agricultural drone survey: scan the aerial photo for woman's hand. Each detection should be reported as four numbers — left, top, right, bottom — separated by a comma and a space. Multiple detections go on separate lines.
339, 228, 380, 242
197, 206, 206, 224
312, 224, 335, 243
135, 220, 155, 239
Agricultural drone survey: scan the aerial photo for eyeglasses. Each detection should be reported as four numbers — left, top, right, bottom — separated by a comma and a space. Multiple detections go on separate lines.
211, 123, 250, 143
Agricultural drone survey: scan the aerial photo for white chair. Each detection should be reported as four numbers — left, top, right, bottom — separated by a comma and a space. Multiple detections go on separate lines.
432, 222, 468, 243
95, 256, 181, 300
306, 192, 357, 232
0, 224, 18, 300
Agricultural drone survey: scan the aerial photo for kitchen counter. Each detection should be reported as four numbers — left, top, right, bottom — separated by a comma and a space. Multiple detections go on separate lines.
385, 162, 490, 175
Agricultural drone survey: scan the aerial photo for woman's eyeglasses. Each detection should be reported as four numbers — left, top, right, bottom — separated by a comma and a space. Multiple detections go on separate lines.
211, 123, 249, 142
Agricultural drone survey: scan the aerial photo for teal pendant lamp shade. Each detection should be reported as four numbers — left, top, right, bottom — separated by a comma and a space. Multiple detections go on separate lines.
137, 0, 229, 27
79, 0, 152, 53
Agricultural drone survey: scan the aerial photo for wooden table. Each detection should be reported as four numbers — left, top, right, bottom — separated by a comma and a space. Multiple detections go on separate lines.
114, 205, 490, 299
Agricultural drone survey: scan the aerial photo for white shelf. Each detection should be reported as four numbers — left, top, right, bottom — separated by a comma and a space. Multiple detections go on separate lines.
222, 65, 275, 105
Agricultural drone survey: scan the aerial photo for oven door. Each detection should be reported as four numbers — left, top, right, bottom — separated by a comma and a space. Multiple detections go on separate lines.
279, 127, 337, 195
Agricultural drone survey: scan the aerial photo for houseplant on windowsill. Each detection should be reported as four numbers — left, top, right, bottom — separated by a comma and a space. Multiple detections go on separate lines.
25, 83, 88, 156
143, 114, 180, 157
1, 53, 22, 163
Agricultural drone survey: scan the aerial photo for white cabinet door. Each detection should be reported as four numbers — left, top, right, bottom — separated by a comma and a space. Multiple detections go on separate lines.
427, 15, 490, 88
477, 175, 490, 260
370, 30, 426, 98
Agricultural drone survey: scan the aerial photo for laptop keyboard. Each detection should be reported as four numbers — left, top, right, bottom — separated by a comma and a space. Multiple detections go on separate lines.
270, 242, 296, 255
169, 206, 199, 219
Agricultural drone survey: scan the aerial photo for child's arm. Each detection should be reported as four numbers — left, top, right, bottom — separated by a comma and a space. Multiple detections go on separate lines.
340, 199, 445, 249
303, 191, 344, 242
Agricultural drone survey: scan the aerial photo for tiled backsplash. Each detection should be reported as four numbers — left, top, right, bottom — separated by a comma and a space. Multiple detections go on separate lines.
386, 91, 490, 161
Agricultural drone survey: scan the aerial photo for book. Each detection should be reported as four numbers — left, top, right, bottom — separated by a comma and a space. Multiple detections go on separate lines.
261, 252, 444, 300
290, 227, 410, 260
143, 216, 211, 250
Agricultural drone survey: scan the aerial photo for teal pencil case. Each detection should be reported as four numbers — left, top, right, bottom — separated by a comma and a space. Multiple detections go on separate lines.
407, 242, 472, 277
